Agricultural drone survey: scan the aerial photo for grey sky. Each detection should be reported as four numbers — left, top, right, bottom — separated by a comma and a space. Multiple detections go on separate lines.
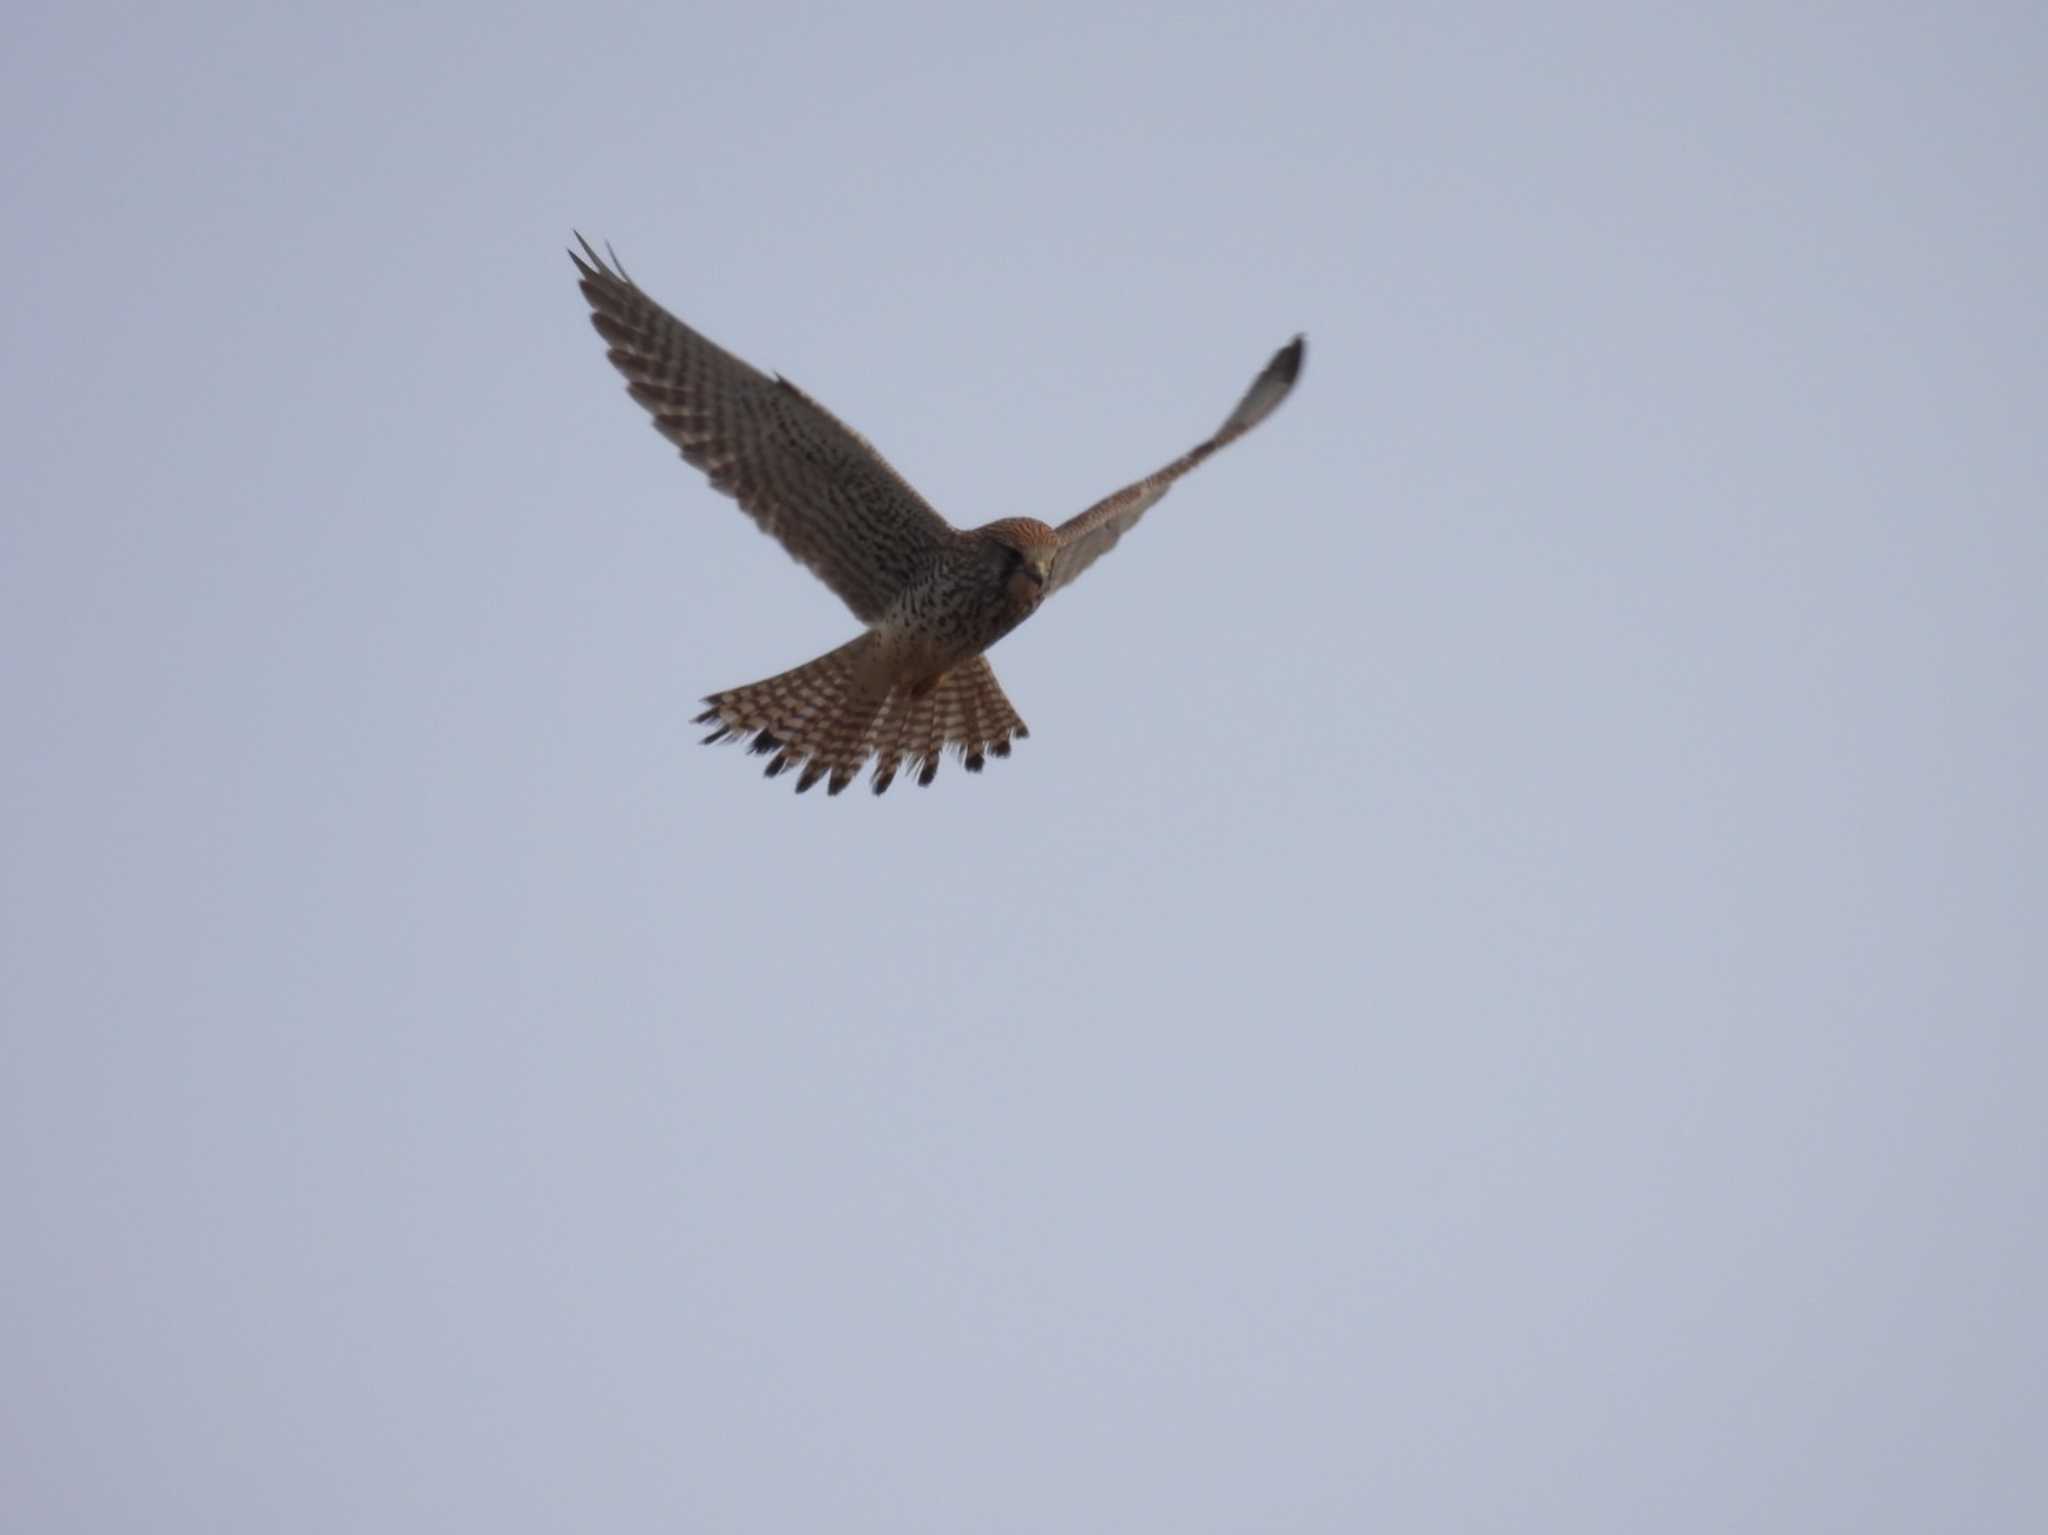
4, 3, 2043, 1530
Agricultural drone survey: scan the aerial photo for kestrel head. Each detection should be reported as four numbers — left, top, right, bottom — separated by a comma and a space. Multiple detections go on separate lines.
977, 517, 1060, 617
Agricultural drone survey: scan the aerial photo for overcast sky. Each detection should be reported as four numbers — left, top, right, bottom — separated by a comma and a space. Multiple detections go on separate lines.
4, 3, 2043, 1530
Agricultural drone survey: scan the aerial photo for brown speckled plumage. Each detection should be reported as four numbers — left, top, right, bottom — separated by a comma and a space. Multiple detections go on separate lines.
571, 235, 1302, 795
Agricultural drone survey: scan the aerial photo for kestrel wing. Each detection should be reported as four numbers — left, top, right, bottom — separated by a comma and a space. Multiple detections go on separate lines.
571, 236, 957, 622
1046, 335, 1304, 598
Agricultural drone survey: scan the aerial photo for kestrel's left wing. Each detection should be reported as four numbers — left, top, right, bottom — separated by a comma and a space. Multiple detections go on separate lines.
1045, 335, 1304, 598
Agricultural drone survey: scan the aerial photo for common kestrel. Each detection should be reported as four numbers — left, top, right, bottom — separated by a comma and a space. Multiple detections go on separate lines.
571, 235, 1304, 794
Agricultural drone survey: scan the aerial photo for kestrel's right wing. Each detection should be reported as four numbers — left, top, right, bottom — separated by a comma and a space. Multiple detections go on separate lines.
1046, 335, 1304, 598
572, 236, 957, 623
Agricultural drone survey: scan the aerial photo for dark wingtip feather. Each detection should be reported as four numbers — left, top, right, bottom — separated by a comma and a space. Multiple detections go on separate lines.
568, 233, 633, 288
1216, 335, 1306, 440
917, 757, 939, 788
964, 752, 985, 773
747, 732, 783, 758
1274, 333, 1306, 382
763, 750, 793, 778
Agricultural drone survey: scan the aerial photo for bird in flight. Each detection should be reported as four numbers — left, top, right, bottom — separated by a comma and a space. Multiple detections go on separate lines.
571, 235, 1303, 795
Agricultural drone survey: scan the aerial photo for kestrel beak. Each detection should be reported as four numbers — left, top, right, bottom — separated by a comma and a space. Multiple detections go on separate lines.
1025, 551, 1053, 587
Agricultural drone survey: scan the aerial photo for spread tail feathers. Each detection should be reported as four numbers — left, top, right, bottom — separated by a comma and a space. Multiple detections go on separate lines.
696, 642, 1027, 795
696, 634, 891, 795
864, 656, 1028, 795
